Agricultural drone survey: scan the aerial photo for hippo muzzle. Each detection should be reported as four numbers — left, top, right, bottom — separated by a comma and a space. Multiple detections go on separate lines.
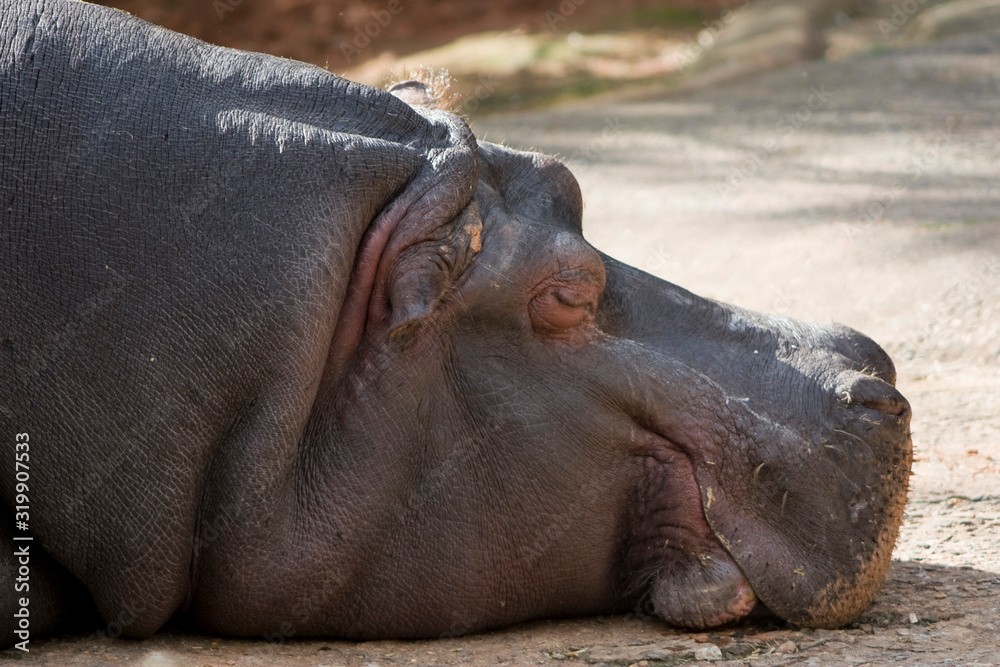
602, 258, 913, 628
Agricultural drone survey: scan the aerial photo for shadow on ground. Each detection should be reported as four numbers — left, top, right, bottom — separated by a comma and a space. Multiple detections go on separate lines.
6, 560, 998, 665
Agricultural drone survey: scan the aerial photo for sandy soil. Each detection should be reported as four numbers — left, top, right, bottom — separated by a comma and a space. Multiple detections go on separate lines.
5, 25, 1000, 667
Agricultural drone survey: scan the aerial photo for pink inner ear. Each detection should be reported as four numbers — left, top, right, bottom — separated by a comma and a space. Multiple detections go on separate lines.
322, 202, 409, 383
320, 105, 479, 384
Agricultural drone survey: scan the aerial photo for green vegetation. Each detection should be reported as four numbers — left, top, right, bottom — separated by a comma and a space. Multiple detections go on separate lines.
603, 5, 708, 31
918, 218, 996, 231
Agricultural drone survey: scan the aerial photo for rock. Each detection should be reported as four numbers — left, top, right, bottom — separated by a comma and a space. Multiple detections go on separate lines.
644, 649, 672, 660
777, 640, 798, 654
693, 644, 724, 661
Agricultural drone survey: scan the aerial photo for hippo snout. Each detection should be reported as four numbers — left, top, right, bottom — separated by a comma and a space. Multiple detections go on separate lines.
604, 264, 914, 630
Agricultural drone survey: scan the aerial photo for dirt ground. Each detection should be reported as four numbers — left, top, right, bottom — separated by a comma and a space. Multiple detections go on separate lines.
6, 15, 1000, 667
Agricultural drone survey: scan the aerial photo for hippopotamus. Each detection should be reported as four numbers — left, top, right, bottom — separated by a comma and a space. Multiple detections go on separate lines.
1, 0, 912, 648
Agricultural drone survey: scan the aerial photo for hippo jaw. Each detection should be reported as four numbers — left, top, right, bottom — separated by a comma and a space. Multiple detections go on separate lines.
692, 376, 913, 629
626, 441, 761, 629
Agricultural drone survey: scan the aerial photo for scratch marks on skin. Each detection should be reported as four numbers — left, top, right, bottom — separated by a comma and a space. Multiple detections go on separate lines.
705, 487, 716, 510
848, 498, 868, 526
717, 391, 795, 443
480, 214, 525, 282
832, 429, 868, 447
215, 109, 333, 152
725, 312, 756, 334
615, 338, 772, 431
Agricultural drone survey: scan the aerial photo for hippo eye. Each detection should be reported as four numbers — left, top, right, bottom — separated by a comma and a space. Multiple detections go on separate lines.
528, 269, 601, 335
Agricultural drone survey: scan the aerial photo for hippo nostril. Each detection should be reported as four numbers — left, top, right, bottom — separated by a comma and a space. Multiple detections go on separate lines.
830, 324, 897, 386
858, 394, 908, 417
836, 371, 910, 418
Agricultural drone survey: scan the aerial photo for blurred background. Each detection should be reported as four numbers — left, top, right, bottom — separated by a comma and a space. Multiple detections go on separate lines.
89, 0, 934, 114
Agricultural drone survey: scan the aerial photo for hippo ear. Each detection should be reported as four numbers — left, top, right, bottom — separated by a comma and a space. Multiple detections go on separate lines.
387, 80, 439, 109
383, 206, 484, 346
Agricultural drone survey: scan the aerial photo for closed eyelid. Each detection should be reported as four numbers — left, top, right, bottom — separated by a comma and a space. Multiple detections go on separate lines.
528, 270, 602, 336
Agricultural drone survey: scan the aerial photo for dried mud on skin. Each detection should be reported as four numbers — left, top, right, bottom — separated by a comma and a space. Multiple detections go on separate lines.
7, 23, 1000, 667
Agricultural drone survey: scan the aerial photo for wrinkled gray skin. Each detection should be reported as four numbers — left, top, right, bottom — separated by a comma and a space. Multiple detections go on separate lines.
0, 0, 912, 645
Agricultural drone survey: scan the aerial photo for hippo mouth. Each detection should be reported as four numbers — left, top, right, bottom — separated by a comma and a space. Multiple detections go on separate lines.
648, 531, 761, 628
629, 438, 762, 629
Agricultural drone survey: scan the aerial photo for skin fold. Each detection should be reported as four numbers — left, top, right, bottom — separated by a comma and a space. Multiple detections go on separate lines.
0, 0, 912, 644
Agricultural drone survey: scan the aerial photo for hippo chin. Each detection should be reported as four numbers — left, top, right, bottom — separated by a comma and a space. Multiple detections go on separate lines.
0, 0, 911, 645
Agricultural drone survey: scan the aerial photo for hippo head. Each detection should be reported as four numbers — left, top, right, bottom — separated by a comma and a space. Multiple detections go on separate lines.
285, 83, 913, 638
